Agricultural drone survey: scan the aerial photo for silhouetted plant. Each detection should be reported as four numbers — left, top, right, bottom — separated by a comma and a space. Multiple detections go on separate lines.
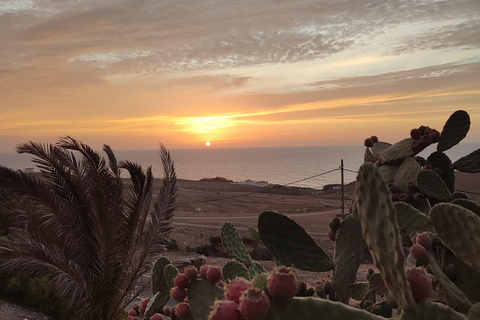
0, 136, 177, 320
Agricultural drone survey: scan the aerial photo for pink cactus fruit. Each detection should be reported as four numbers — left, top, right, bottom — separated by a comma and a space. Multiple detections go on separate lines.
150, 314, 164, 320
297, 281, 307, 295
140, 298, 150, 310
225, 277, 254, 303
328, 229, 336, 242
239, 287, 270, 320
138, 306, 145, 316
208, 299, 241, 320
406, 267, 432, 302
162, 306, 171, 317
267, 266, 297, 304
410, 244, 429, 265
207, 266, 222, 285
128, 309, 138, 317
415, 232, 432, 251
175, 302, 191, 318
174, 273, 190, 290
184, 265, 199, 283
170, 286, 188, 302
200, 265, 210, 280
132, 304, 140, 314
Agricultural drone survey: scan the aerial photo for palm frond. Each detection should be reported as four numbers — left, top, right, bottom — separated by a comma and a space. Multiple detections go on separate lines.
0, 137, 178, 320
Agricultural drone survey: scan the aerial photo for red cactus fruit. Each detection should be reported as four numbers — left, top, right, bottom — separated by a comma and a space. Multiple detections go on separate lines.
410, 128, 421, 140
298, 281, 307, 295
410, 244, 428, 265
138, 306, 145, 316
267, 266, 297, 304
162, 306, 171, 317
415, 232, 432, 251
174, 273, 190, 290
200, 265, 210, 280
208, 300, 241, 320
364, 138, 373, 148
170, 286, 188, 302
150, 314, 163, 320
184, 265, 198, 283
175, 302, 191, 318
399, 193, 409, 202
328, 228, 336, 242
141, 298, 150, 310
225, 277, 254, 303
207, 266, 222, 285
132, 304, 140, 313
420, 134, 432, 147
370, 136, 378, 143
239, 287, 270, 320
406, 267, 432, 302
128, 309, 138, 317
411, 141, 423, 153
418, 125, 428, 135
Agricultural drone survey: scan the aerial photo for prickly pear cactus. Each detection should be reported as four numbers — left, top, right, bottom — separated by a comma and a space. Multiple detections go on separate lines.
221, 222, 253, 266
393, 202, 432, 235
454, 148, 480, 173
258, 211, 334, 272
222, 260, 250, 281
416, 170, 451, 201
355, 163, 415, 311
437, 110, 470, 152
430, 203, 480, 273
330, 213, 368, 303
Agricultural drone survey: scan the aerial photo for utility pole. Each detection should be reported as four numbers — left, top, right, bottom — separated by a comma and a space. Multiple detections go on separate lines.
341, 159, 345, 218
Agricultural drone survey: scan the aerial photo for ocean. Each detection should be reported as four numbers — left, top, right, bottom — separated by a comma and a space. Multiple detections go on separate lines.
1, 143, 479, 190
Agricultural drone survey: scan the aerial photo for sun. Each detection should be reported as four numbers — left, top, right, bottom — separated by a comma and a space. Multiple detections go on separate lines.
205, 141, 211, 147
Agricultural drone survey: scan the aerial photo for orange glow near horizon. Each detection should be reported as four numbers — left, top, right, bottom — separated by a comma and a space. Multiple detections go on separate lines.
1, 1, 480, 152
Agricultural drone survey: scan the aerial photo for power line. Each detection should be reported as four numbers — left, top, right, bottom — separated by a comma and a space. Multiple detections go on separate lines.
178, 168, 340, 205
455, 189, 480, 195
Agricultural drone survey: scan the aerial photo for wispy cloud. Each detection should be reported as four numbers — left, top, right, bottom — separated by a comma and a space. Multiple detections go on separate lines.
0, 0, 479, 151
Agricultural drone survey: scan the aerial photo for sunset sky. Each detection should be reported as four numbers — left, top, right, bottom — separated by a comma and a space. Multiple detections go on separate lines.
1, 0, 480, 152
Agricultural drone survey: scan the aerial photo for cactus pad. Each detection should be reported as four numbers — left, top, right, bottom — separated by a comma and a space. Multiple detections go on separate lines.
150, 256, 173, 312
330, 213, 368, 303
369, 273, 389, 296
258, 211, 333, 272
427, 151, 455, 192
164, 264, 179, 290
188, 279, 224, 320
221, 222, 253, 266
437, 110, 470, 152
264, 297, 385, 320
394, 157, 422, 194
398, 300, 467, 320
427, 251, 472, 314
380, 138, 415, 164
249, 261, 267, 278
355, 163, 414, 310
364, 148, 376, 163
454, 148, 480, 173
431, 203, 480, 273
222, 260, 251, 281
450, 198, 480, 217
371, 141, 392, 160
394, 202, 432, 235
378, 164, 400, 184
417, 170, 451, 201
248, 225, 261, 242
351, 282, 371, 301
